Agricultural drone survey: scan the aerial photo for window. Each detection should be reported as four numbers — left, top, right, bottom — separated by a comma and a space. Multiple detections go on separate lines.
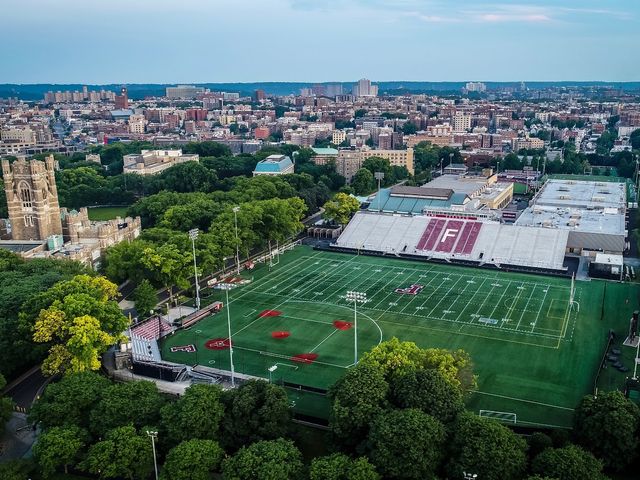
19, 182, 32, 208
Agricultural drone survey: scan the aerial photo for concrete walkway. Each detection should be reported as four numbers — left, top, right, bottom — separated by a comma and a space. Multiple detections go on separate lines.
0, 413, 37, 461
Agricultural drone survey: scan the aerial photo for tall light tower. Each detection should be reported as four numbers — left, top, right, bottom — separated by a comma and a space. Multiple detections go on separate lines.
233, 206, 241, 275
346, 291, 366, 365
146, 430, 159, 480
189, 228, 200, 311
374, 172, 384, 213
224, 284, 236, 387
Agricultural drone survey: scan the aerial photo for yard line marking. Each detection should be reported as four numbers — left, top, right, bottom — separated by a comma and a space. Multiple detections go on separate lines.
531, 286, 550, 333
455, 278, 489, 326
487, 280, 513, 321
515, 285, 537, 331
426, 276, 466, 318
472, 390, 575, 411
233, 345, 349, 369
243, 309, 257, 318
397, 271, 443, 314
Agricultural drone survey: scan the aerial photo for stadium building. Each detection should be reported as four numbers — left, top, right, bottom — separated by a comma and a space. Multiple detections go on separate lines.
515, 179, 627, 255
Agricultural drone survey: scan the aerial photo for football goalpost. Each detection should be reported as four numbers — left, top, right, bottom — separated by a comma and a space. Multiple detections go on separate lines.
569, 273, 579, 313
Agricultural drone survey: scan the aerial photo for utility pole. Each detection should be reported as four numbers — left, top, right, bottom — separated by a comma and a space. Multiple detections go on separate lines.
374, 172, 384, 213
146, 431, 159, 480
233, 206, 240, 275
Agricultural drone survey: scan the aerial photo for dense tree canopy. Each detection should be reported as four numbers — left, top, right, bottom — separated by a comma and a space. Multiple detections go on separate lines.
310, 453, 380, 480
27, 275, 128, 375
33, 425, 87, 477
161, 439, 224, 480
531, 444, 605, 480
323, 192, 361, 225
222, 438, 304, 480
367, 408, 446, 479
445, 412, 528, 480
574, 391, 640, 471
220, 380, 292, 451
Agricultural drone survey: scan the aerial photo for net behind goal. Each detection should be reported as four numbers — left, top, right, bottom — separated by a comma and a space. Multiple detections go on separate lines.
479, 410, 517, 424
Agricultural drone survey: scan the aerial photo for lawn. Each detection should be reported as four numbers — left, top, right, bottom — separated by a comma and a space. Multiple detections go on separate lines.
87, 206, 129, 221
160, 246, 638, 428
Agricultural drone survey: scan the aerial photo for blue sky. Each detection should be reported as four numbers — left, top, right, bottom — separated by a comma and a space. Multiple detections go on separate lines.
1, 0, 638, 83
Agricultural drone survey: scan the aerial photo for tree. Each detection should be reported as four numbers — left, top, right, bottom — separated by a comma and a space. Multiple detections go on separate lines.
531, 444, 605, 480
574, 390, 640, 470
501, 153, 523, 171
0, 373, 12, 435
630, 128, 640, 150
161, 439, 224, 480
133, 280, 157, 318
33, 425, 87, 477
89, 381, 166, 436
29, 371, 110, 430
310, 453, 380, 480
0, 460, 37, 480
390, 368, 464, 423
367, 409, 445, 479
222, 438, 304, 480
402, 122, 418, 135
81, 425, 153, 480
322, 192, 361, 225
160, 384, 224, 447
220, 380, 291, 451
140, 242, 193, 305
351, 168, 375, 195
360, 338, 475, 393
329, 363, 389, 450
362, 157, 393, 186
445, 412, 527, 480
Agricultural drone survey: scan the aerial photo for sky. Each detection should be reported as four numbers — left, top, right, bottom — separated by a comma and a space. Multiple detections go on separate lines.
1, 0, 638, 84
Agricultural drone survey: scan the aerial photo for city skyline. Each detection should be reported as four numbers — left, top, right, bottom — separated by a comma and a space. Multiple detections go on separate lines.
1, 0, 638, 84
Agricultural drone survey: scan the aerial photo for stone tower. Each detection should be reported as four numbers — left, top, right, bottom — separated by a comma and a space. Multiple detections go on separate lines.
1, 155, 62, 240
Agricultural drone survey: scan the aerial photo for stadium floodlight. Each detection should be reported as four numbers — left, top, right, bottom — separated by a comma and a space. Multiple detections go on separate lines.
346, 291, 367, 365
189, 228, 201, 311
232, 206, 241, 275
374, 172, 384, 213
146, 430, 159, 480
224, 284, 236, 388
268, 364, 278, 383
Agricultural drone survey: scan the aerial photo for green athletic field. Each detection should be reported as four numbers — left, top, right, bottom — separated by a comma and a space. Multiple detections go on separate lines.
87, 206, 129, 220
160, 245, 638, 428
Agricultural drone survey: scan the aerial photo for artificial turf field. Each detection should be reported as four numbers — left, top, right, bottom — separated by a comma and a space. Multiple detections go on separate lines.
160, 245, 639, 428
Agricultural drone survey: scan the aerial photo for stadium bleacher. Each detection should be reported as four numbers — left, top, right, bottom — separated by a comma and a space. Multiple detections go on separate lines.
130, 317, 174, 363
333, 211, 569, 271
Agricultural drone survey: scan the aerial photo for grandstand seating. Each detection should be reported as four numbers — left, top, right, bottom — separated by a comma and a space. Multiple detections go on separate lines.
333, 211, 569, 271
130, 317, 173, 363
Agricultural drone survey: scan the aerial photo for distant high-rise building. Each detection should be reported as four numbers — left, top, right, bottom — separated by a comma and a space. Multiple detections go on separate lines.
353, 78, 377, 97
254, 89, 266, 102
325, 84, 344, 97
465, 82, 486, 93
115, 86, 128, 109
166, 85, 205, 99
312, 84, 325, 96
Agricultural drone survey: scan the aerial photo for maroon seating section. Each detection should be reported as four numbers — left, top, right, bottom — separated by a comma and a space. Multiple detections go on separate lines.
416, 219, 437, 250
424, 219, 447, 250
435, 220, 464, 253
454, 222, 475, 254
462, 222, 482, 254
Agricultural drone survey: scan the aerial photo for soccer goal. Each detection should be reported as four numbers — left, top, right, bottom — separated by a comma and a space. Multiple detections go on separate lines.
479, 410, 517, 424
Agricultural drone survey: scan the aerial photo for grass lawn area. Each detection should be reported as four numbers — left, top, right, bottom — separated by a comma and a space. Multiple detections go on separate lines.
87, 206, 129, 221
160, 246, 638, 428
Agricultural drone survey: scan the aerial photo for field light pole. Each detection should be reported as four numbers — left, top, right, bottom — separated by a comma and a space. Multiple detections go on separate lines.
233, 206, 241, 275
225, 285, 236, 387
146, 430, 159, 480
189, 228, 200, 311
346, 291, 366, 365
268, 364, 278, 383
374, 172, 384, 213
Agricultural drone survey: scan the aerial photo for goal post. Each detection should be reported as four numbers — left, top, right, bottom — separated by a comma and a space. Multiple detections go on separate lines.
479, 410, 517, 424
569, 273, 580, 312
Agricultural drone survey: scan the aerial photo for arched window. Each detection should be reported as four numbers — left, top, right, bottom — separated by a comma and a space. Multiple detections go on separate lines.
19, 182, 32, 208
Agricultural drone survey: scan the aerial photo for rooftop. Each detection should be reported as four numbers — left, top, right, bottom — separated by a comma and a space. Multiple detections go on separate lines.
533, 179, 626, 210
515, 204, 625, 236
424, 174, 493, 197
311, 147, 339, 156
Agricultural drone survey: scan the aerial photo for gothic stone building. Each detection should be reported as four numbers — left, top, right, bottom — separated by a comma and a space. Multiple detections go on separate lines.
1, 155, 63, 240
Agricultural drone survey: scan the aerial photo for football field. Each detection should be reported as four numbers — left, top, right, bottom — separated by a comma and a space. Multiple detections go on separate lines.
161, 245, 637, 428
